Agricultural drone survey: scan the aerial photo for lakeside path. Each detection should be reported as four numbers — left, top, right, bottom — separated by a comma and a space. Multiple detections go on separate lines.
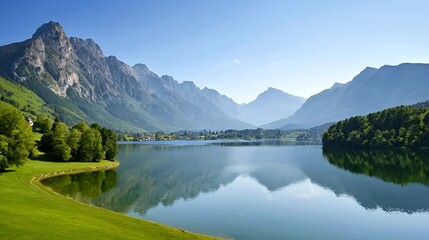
0, 160, 219, 240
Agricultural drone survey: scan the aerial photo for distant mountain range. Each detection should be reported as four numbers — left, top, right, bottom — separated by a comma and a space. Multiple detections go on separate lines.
0, 21, 303, 131
263, 63, 429, 129
239, 87, 306, 126
1, 21, 428, 132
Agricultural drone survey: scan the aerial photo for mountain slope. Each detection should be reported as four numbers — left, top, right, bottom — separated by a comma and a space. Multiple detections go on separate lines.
240, 87, 306, 126
0, 21, 252, 131
0, 75, 54, 118
263, 64, 429, 129
132, 65, 254, 130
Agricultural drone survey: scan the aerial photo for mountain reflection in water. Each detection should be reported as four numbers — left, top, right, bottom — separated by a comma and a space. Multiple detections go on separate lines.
43, 142, 429, 215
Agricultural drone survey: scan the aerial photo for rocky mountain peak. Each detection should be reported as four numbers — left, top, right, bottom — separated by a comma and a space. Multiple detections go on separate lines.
264, 87, 284, 94
133, 63, 158, 79
133, 63, 149, 70
181, 81, 197, 88
331, 82, 345, 89
161, 75, 175, 81
16, 21, 79, 96
32, 21, 67, 41
29, 21, 74, 62
70, 37, 104, 58
256, 87, 293, 101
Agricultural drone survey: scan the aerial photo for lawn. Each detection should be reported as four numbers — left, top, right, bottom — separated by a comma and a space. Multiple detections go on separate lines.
0, 160, 218, 240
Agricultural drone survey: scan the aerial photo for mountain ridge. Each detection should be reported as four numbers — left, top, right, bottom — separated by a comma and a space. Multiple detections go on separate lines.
239, 87, 306, 126
0, 21, 257, 131
263, 63, 429, 129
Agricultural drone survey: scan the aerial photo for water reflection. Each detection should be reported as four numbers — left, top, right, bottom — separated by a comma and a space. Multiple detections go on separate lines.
41, 169, 118, 204
323, 149, 429, 186
42, 143, 429, 216
321, 149, 429, 213
211, 139, 322, 146
96, 143, 238, 214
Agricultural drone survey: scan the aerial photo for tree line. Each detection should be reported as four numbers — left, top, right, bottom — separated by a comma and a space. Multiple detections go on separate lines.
0, 101, 118, 171
323, 106, 429, 149
36, 116, 118, 162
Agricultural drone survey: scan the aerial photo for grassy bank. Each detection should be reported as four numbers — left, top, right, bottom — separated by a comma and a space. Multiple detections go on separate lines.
0, 160, 218, 240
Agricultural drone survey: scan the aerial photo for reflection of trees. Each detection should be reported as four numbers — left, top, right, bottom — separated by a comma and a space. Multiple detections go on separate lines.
92, 144, 238, 214
323, 149, 429, 186
41, 170, 118, 203
43, 144, 429, 216
212, 140, 320, 147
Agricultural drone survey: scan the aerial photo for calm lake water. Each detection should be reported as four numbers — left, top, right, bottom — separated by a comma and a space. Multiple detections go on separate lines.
42, 141, 429, 240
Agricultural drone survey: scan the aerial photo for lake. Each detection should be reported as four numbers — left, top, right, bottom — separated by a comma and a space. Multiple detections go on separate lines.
42, 141, 429, 240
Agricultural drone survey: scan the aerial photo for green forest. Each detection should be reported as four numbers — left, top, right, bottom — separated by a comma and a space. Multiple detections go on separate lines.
0, 101, 118, 171
323, 105, 429, 149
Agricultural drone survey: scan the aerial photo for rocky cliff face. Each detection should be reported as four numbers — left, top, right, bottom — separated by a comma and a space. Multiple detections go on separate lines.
18, 22, 82, 96
0, 21, 253, 131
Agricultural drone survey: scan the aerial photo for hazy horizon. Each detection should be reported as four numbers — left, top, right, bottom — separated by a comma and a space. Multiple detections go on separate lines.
1, 0, 428, 103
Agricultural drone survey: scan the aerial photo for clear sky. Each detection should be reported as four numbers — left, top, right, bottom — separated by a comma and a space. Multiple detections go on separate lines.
1, 0, 429, 103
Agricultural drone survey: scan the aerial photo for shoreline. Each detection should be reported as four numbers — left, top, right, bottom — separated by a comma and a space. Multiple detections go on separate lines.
0, 160, 217, 240
30, 161, 120, 185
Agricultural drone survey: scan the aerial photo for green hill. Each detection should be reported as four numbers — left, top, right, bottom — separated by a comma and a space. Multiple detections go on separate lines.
323, 104, 429, 149
0, 75, 54, 119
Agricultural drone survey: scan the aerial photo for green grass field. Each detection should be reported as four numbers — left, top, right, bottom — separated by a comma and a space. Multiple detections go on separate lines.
0, 160, 218, 240
0, 76, 54, 118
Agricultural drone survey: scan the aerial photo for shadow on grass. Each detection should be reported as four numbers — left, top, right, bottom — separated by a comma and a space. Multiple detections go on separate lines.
31, 153, 57, 162
0, 169, 17, 176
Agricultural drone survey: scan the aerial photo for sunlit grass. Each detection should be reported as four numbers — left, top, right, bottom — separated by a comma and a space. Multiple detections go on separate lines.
0, 159, 217, 240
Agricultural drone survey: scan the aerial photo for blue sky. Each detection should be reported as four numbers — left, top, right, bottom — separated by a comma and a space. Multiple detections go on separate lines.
1, 0, 429, 103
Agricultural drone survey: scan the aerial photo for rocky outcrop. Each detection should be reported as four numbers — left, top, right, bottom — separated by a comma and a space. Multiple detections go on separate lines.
0, 21, 253, 131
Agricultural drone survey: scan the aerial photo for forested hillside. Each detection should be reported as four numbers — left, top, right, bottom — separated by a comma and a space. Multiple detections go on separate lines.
0, 75, 54, 118
323, 105, 429, 149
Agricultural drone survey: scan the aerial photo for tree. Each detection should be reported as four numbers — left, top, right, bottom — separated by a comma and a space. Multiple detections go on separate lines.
0, 102, 35, 171
51, 122, 71, 161
77, 128, 95, 162
92, 129, 104, 162
77, 128, 104, 162
34, 114, 53, 134
52, 142, 71, 161
90, 123, 102, 132
67, 128, 82, 159
39, 131, 54, 152
101, 128, 118, 160
72, 122, 90, 132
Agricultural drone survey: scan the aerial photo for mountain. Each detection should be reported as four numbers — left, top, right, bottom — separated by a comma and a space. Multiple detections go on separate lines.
131, 65, 255, 130
240, 87, 305, 126
200, 87, 243, 121
0, 75, 54, 119
200, 86, 305, 126
0, 21, 252, 131
263, 63, 429, 129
